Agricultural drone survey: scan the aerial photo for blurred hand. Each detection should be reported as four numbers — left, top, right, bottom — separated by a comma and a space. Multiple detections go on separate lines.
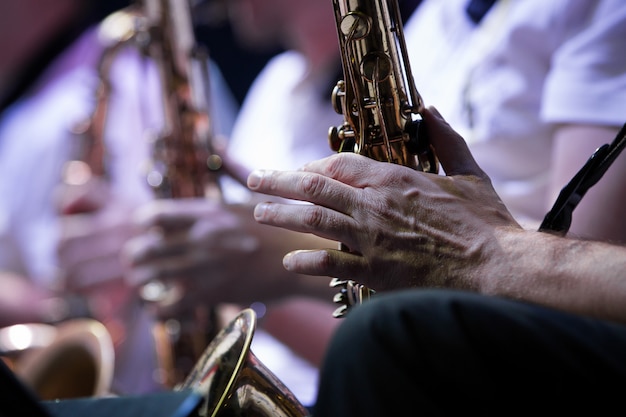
0, 271, 68, 327
124, 194, 332, 317
122, 198, 301, 318
55, 177, 138, 327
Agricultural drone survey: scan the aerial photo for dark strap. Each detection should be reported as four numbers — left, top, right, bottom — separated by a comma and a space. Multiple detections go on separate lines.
539, 122, 626, 235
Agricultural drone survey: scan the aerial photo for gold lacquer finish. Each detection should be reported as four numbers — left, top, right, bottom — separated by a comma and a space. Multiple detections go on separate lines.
68, 0, 223, 197
329, 0, 439, 317
179, 309, 309, 417
1, 319, 115, 400
140, 0, 223, 200
133, 0, 223, 387
54, 3, 312, 413
64, 0, 224, 388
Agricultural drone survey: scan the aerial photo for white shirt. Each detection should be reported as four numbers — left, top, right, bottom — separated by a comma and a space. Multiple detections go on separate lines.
405, 0, 626, 226
225, 51, 344, 202
0, 29, 104, 285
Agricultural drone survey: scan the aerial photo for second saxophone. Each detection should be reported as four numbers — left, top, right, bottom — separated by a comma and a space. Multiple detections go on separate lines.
328, 0, 438, 317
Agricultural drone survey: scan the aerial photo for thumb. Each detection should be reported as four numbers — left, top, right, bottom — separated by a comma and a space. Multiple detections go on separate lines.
422, 106, 486, 178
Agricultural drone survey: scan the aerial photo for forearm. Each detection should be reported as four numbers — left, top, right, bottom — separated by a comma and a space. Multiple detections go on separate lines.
0, 272, 69, 327
479, 228, 626, 324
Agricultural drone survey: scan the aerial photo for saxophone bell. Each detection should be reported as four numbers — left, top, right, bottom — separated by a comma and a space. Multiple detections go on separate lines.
179, 308, 309, 417
2, 319, 115, 400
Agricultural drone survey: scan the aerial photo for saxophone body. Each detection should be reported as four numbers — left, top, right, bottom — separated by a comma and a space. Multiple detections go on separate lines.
329, 0, 438, 317
49, 2, 310, 414
75, 0, 223, 388
67, 0, 223, 198
141, 0, 223, 200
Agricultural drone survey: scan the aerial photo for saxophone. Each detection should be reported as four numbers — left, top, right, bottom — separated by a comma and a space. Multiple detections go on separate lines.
58, 2, 309, 414
67, 0, 223, 389
328, 0, 438, 318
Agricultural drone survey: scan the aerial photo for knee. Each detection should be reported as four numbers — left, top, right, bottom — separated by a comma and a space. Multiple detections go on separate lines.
325, 289, 445, 354
327, 289, 479, 356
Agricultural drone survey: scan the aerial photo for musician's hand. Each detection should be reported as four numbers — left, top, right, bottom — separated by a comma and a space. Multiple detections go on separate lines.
122, 198, 330, 317
247, 107, 522, 292
55, 177, 138, 320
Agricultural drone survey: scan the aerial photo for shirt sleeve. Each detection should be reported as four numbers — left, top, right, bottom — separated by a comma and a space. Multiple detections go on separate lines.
542, 0, 626, 126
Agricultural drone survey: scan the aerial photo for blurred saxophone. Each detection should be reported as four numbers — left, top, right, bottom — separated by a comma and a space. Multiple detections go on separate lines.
1, 319, 115, 400
64, 0, 224, 388
328, 0, 438, 318
61, 4, 310, 414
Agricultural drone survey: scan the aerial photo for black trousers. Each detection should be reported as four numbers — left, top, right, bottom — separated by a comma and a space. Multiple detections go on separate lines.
313, 289, 626, 416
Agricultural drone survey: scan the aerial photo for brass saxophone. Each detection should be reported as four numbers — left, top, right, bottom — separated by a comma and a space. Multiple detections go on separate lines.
66, 0, 224, 389
328, 0, 438, 318
58, 1, 310, 415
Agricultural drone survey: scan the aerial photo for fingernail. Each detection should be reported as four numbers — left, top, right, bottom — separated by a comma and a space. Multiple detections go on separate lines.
247, 170, 262, 189
253, 203, 267, 220
283, 252, 294, 270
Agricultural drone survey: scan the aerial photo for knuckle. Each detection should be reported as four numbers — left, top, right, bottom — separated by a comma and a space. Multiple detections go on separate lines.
300, 173, 325, 196
302, 205, 326, 229
324, 154, 346, 178
317, 250, 335, 271
262, 202, 281, 222
265, 170, 280, 191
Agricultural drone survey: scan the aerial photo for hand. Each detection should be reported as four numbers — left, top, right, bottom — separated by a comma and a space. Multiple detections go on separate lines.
55, 178, 138, 321
0, 271, 72, 327
247, 107, 521, 292
122, 198, 308, 317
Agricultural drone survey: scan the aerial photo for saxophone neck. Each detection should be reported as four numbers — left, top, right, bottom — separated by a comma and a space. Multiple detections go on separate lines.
330, 0, 434, 171
140, 0, 223, 199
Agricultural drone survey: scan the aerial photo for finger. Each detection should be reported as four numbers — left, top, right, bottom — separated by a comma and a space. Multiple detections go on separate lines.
125, 252, 206, 287
298, 152, 377, 187
127, 232, 203, 266
132, 199, 209, 231
62, 254, 126, 291
295, 148, 419, 191
421, 106, 487, 178
248, 168, 359, 214
190, 220, 260, 252
253, 201, 359, 250
281, 249, 369, 280
122, 229, 170, 266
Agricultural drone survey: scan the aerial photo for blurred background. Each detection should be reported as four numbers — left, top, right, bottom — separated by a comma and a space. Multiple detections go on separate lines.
193, 0, 284, 106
